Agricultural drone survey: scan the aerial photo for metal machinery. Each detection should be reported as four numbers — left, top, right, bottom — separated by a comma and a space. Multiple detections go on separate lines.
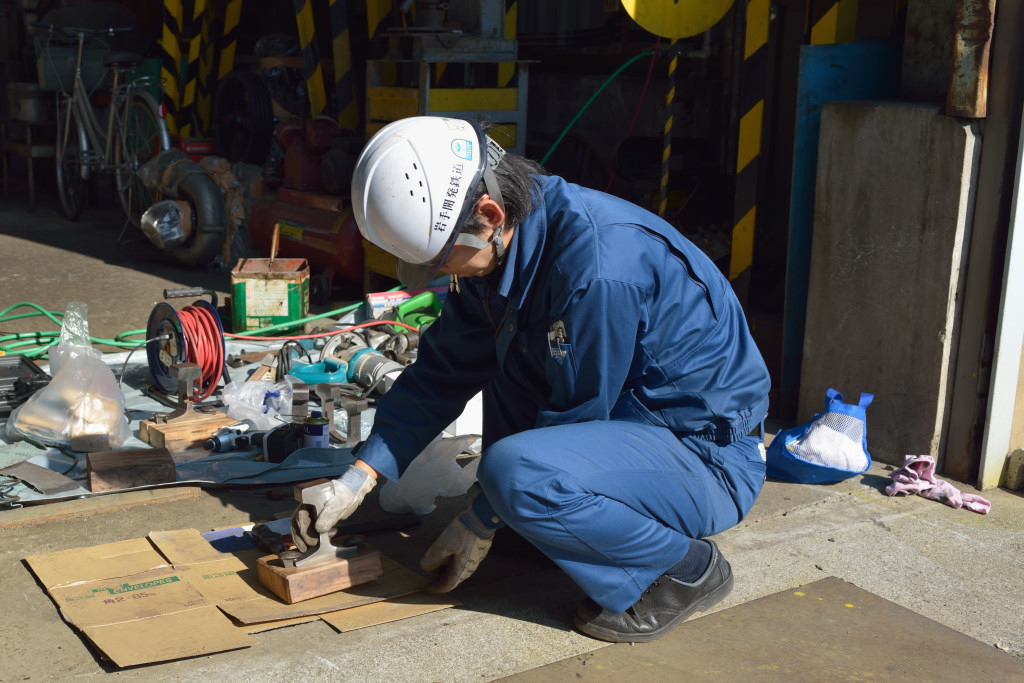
365, 0, 527, 153
247, 0, 526, 298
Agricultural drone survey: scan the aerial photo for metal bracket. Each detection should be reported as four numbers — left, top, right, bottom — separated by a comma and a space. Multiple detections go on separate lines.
151, 363, 201, 425
313, 383, 368, 447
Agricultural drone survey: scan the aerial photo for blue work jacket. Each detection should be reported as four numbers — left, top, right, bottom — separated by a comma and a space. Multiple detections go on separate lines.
357, 176, 771, 488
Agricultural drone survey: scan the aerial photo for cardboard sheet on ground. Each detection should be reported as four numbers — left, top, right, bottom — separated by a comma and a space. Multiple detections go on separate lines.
25, 528, 445, 667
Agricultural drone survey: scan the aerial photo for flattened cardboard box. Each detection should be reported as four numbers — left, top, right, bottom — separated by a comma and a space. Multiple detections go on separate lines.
25, 528, 443, 667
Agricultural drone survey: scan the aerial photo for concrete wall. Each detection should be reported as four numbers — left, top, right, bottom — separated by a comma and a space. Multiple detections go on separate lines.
799, 101, 980, 468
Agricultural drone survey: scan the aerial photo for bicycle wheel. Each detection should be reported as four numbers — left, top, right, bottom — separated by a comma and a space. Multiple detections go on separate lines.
115, 90, 168, 227
55, 98, 85, 221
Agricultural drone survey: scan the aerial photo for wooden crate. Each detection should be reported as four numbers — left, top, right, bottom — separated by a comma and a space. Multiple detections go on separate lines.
138, 412, 237, 452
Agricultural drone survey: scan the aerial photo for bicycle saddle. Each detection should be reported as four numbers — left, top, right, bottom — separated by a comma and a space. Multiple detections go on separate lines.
102, 51, 143, 69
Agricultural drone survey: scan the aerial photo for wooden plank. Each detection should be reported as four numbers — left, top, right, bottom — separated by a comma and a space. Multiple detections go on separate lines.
0, 487, 202, 530
257, 546, 383, 604
88, 449, 176, 492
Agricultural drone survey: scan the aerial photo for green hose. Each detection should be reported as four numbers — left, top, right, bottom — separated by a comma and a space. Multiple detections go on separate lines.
0, 288, 407, 358
540, 50, 656, 166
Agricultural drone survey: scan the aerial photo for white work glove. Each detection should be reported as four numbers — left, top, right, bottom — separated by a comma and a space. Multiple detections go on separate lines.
420, 508, 495, 593
290, 465, 376, 552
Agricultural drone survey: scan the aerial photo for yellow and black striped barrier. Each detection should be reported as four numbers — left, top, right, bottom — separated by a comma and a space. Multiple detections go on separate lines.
658, 42, 678, 218
728, 0, 771, 298
160, 0, 185, 136
330, 0, 357, 130
498, 0, 518, 88
217, 0, 242, 83
178, 0, 206, 137
293, 0, 327, 118
197, 0, 217, 135
809, 0, 858, 44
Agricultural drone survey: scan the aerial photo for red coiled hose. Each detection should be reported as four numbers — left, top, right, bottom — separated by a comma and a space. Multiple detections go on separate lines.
176, 304, 224, 401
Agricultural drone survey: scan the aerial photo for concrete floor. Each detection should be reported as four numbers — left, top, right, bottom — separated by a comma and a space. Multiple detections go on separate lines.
1, 194, 1023, 681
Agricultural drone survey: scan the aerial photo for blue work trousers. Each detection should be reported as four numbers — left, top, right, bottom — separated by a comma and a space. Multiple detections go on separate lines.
477, 420, 766, 613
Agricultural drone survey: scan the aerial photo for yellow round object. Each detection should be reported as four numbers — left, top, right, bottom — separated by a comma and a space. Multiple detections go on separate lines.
621, 0, 737, 40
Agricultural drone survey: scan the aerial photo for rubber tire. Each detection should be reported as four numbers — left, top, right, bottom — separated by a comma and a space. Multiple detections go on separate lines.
55, 99, 85, 221
169, 174, 227, 268
115, 90, 170, 227
213, 72, 274, 165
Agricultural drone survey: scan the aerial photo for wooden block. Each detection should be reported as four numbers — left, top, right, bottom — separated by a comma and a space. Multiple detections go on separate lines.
139, 412, 237, 451
257, 546, 384, 604
87, 448, 176, 492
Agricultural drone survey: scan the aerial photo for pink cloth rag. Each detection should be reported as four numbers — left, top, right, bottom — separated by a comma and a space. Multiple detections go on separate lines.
886, 455, 991, 514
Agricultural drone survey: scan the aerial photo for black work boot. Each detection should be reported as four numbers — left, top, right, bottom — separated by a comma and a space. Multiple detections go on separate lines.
573, 540, 734, 643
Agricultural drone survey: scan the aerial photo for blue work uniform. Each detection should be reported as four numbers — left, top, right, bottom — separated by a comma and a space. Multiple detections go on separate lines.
356, 175, 771, 612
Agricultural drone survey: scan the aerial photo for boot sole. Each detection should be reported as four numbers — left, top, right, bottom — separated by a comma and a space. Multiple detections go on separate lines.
573, 565, 735, 643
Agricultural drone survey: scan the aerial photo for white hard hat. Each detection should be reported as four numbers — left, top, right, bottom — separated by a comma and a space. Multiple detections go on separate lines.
351, 116, 505, 288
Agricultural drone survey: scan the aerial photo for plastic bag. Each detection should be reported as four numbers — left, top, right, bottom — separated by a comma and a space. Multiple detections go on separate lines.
47, 301, 101, 375
140, 199, 193, 249
11, 351, 130, 451
11, 302, 130, 452
766, 388, 873, 484
379, 434, 481, 515
222, 377, 295, 430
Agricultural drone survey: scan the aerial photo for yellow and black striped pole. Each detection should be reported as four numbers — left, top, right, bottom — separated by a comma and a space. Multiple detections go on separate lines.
330, 0, 357, 130
178, 0, 206, 138
294, 0, 327, 118
658, 42, 678, 218
809, 0, 858, 44
217, 0, 242, 81
366, 0, 392, 54
196, 0, 218, 135
498, 0, 517, 88
160, 0, 185, 136
728, 0, 771, 295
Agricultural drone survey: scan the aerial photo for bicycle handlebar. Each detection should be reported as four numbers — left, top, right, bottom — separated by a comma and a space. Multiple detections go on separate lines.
28, 21, 132, 37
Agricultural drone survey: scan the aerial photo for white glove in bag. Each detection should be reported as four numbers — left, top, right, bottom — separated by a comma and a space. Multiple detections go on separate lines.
379, 434, 481, 515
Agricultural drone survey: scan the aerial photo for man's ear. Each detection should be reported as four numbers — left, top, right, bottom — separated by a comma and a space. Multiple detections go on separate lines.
475, 195, 505, 231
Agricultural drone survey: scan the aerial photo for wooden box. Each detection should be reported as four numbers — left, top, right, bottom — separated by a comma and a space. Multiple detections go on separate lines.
138, 411, 236, 452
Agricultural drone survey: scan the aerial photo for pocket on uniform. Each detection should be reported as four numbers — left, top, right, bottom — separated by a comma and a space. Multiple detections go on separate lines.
610, 389, 669, 428
546, 341, 579, 394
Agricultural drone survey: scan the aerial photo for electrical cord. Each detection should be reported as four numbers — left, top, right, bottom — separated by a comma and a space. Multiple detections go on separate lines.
540, 49, 657, 166
117, 334, 171, 394
605, 38, 661, 193
276, 340, 312, 376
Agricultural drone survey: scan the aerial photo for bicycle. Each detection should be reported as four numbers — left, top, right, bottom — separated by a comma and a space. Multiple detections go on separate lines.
29, 21, 171, 227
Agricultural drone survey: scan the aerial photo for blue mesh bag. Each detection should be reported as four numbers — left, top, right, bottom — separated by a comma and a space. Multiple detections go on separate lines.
766, 388, 873, 484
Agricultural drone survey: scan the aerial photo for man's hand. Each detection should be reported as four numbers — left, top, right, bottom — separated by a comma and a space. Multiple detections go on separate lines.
289, 464, 376, 551
420, 508, 495, 593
